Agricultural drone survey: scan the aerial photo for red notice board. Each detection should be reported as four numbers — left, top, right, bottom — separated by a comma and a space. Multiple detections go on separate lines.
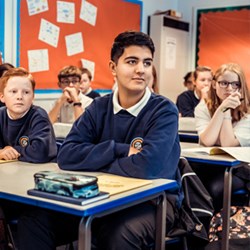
196, 7, 250, 87
19, 0, 141, 90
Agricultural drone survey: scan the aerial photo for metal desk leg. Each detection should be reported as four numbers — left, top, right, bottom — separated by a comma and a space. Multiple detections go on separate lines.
155, 192, 167, 250
78, 215, 94, 250
221, 167, 233, 250
77, 191, 167, 250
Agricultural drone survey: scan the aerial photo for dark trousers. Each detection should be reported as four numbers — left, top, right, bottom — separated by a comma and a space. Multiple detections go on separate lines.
18, 202, 156, 250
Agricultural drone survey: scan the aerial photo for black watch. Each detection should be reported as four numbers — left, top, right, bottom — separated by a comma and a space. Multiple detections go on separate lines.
73, 102, 82, 107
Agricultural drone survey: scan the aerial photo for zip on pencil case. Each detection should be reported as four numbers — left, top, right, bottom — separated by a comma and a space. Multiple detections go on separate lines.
33, 171, 99, 198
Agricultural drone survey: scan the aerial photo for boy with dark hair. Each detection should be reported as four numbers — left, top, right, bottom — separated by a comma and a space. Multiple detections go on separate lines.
48, 65, 93, 124
0, 67, 57, 163
18, 31, 181, 249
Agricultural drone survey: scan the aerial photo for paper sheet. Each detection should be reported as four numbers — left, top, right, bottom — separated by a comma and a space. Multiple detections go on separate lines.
97, 175, 152, 196
80, 0, 97, 26
182, 147, 250, 163
0, 159, 17, 164
65, 32, 84, 56
57, 1, 75, 24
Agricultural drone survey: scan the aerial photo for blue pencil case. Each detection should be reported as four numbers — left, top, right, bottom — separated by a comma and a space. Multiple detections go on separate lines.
33, 171, 99, 198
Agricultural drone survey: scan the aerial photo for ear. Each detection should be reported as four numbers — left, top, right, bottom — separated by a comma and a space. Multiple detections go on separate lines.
109, 60, 117, 77
0, 92, 4, 103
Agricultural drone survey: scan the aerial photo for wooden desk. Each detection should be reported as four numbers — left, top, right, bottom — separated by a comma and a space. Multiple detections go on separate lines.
180, 146, 244, 250
0, 161, 177, 250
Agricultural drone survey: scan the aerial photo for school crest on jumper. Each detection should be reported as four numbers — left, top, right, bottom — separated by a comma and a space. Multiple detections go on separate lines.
19, 136, 29, 147
130, 137, 143, 150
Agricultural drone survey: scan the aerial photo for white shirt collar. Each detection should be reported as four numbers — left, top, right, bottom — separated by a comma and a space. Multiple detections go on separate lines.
194, 90, 199, 100
7, 108, 29, 120
113, 87, 151, 117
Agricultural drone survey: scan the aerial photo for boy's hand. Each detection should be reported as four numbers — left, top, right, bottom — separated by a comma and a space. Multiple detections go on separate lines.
0, 146, 20, 160
63, 87, 79, 103
128, 146, 141, 156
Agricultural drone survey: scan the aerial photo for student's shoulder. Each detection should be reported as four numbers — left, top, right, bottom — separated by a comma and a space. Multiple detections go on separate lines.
87, 90, 101, 99
194, 99, 208, 114
177, 90, 195, 99
150, 93, 178, 113
0, 106, 6, 113
89, 93, 112, 106
0, 108, 5, 124
30, 105, 51, 119
151, 92, 174, 104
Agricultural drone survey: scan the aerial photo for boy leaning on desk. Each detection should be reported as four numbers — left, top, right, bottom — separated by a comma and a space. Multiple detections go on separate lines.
17, 31, 182, 250
0, 67, 57, 248
0, 67, 57, 162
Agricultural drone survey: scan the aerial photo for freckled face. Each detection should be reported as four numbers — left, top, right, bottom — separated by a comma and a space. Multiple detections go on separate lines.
1, 76, 34, 119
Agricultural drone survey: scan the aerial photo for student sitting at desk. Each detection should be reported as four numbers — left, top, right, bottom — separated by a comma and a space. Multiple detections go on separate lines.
194, 62, 250, 211
0, 67, 57, 163
176, 66, 213, 117
18, 31, 181, 250
48, 65, 93, 124
79, 67, 101, 99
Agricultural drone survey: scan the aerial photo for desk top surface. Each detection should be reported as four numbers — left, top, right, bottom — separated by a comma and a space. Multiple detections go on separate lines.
0, 161, 177, 217
180, 142, 241, 166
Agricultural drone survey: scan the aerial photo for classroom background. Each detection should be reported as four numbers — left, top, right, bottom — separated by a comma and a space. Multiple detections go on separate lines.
0, 0, 249, 111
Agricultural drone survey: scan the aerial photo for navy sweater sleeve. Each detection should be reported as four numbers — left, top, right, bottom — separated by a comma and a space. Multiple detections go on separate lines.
0, 106, 57, 163
58, 95, 180, 180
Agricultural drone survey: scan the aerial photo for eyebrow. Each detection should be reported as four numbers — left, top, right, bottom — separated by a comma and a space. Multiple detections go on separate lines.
124, 56, 153, 61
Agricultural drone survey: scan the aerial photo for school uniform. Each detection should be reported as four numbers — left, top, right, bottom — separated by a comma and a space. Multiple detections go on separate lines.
194, 100, 250, 211
18, 88, 182, 250
0, 105, 57, 163
176, 90, 199, 117
85, 87, 101, 99
55, 92, 93, 123
195, 100, 250, 146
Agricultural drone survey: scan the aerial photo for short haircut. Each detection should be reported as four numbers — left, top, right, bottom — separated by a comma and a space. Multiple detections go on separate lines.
193, 66, 213, 81
183, 71, 193, 82
0, 67, 35, 93
110, 31, 155, 64
57, 65, 82, 82
80, 68, 92, 81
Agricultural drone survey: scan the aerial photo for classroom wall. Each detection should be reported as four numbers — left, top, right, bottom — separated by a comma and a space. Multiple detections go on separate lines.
3, 0, 179, 111
177, 0, 250, 68
2, 0, 250, 111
